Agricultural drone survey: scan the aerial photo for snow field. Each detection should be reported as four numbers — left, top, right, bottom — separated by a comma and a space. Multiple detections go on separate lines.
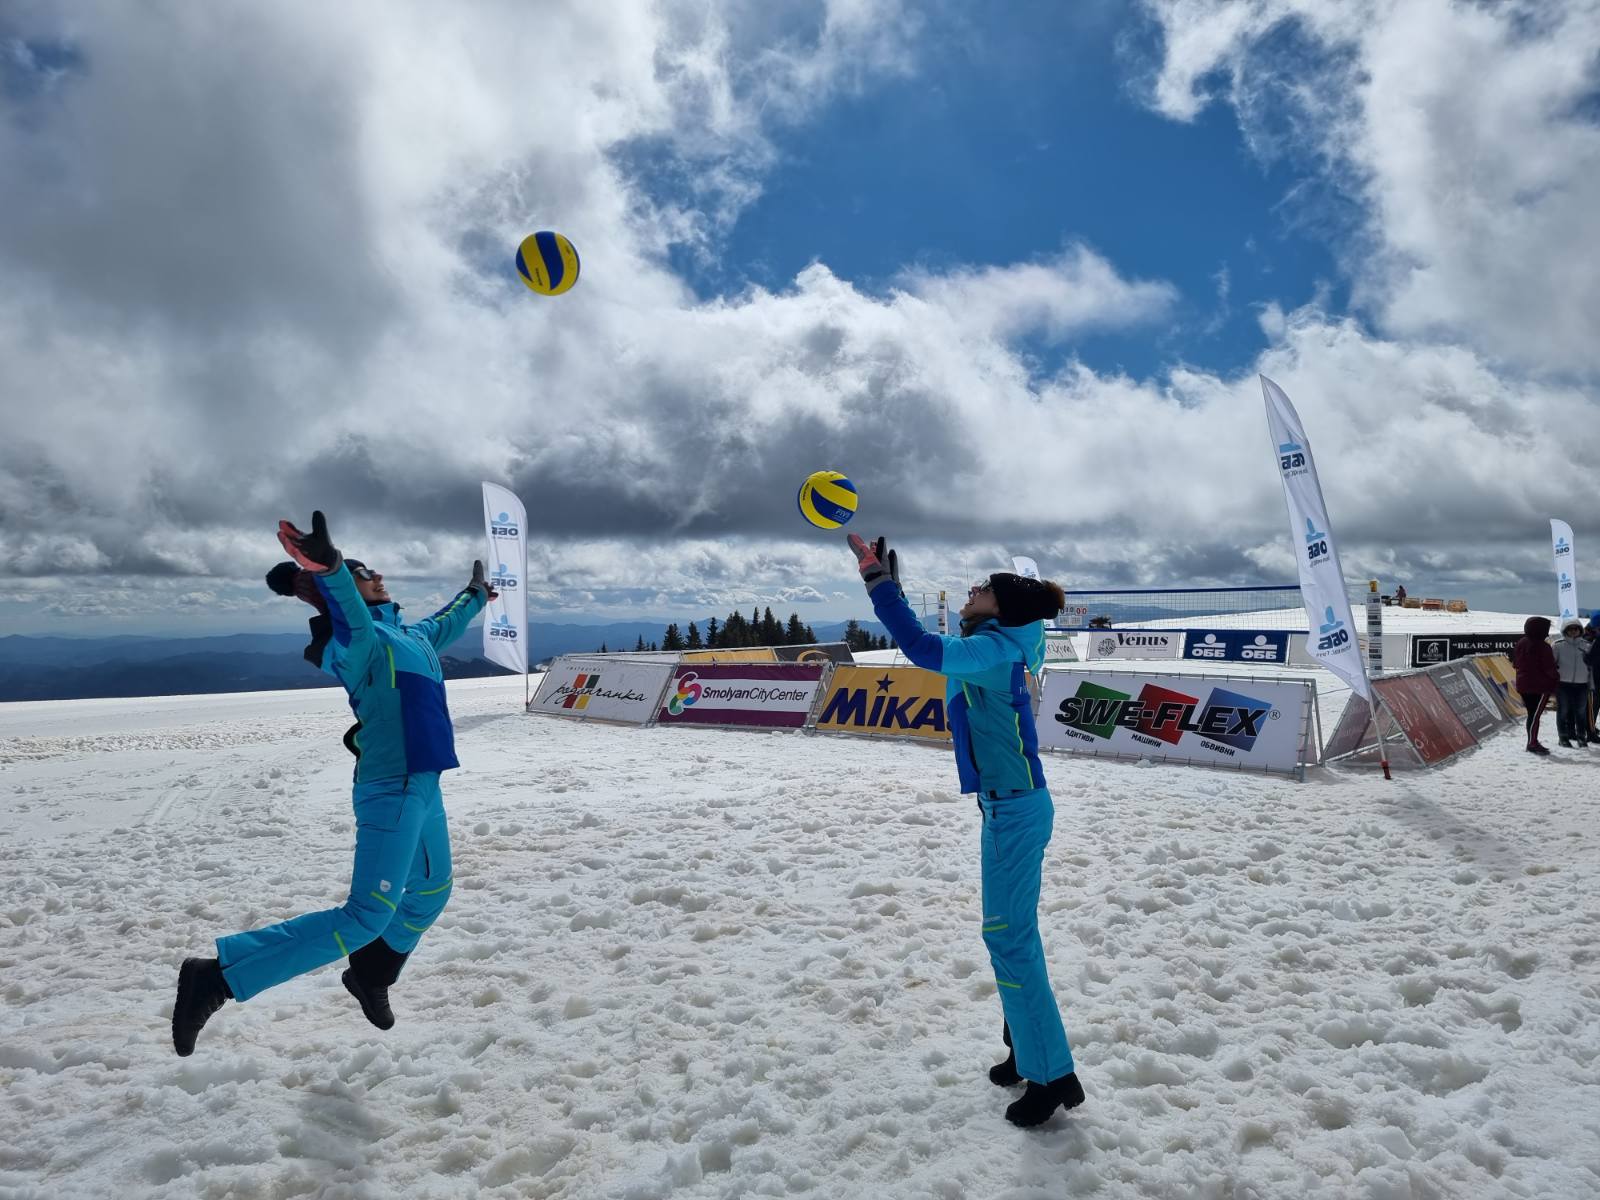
2, 677, 1598, 1198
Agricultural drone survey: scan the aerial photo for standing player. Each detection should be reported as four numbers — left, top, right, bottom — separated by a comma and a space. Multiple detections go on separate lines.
847, 535, 1083, 1127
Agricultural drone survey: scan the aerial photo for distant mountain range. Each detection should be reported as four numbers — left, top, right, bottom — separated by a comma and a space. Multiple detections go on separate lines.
0, 620, 889, 703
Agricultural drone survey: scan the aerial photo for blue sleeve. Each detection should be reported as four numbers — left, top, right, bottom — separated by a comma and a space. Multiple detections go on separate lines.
314, 563, 377, 677
868, 584, 1014, 680
409, 587, 488, 652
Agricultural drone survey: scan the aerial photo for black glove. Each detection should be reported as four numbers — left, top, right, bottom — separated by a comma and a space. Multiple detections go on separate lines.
277, 510, 340, 573
847, 534, 900, 594
469, 559, 500, 601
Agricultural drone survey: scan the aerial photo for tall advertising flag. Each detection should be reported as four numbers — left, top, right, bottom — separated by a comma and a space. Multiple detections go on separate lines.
481, 482, 529, 689
1012, 556, 1041, 580
1261, 375, 1370, 703
1551, 519, 1577, 621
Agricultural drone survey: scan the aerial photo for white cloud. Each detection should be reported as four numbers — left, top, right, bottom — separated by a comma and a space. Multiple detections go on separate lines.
2, 0, 1595, 636
1138, 0, 1600, 376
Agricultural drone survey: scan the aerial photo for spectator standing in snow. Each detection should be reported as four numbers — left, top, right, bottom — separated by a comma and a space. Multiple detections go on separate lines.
1553, 619, 1591, 747
172, 511, 495, 1055
1512, 616, 1559, 755
1584, 627, 1600, 742
1393, 584, 1407, 605
847, 534, 1083, 1128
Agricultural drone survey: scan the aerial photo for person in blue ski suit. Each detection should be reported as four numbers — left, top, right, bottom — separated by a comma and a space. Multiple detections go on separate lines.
847, 534, 1083, 1127
173, 510, 494, 1055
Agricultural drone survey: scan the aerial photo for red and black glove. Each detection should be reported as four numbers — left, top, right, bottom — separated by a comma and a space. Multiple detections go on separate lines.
469, 559, 500, 601
848, 534, 900, 595
277, 510, 341, 574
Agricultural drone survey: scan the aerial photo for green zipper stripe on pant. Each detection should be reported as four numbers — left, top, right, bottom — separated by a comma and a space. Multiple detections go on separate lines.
403, 921, 431, 934
333, 930, 350, 957
983, 923, 1009, 933
414, 876, 453, 896
996, 979, 1023, 990
370, 890, 398, 911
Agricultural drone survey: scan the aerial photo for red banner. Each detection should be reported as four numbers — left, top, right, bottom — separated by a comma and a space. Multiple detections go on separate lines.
1373, 674, 1476, 764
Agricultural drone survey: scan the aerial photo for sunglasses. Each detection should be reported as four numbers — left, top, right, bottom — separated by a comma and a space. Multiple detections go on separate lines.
968, 582, 992, 596
350, 566, 377, 582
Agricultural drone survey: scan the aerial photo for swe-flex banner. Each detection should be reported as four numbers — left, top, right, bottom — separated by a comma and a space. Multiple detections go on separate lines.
656, 664, 827, 729
529, 656, 675, 725
813, 665, 951, 743
1039, 669, 1311, 776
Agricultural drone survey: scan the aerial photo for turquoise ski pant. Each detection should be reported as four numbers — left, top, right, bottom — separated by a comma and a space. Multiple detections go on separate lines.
979, 787, 1075, 1083
217, 772, 453, 1002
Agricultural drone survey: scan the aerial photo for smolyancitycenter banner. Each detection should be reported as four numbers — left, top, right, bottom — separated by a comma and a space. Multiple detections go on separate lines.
1551, 518, 1578, 622
1261, 375, 1370, 702
481, 482, 528, 677
656, 664, 827, 728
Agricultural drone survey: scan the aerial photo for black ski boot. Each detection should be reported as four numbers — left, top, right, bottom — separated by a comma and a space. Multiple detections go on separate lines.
1005, 1072, 1086, 1127
342, 938, 408, 1030
172, 957, 232, 1057
989, 1021, 1022, 1086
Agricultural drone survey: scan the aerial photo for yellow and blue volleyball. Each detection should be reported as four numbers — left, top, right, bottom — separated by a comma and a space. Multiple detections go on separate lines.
515, 231, 580, 296
797, 470, 858, 530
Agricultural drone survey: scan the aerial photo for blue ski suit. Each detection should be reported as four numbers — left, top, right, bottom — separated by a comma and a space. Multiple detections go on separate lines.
217, 562, 487, 1001
871, 581, 1075, 1085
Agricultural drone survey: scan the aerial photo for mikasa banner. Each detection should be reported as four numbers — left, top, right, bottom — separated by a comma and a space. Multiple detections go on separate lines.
481, 481, 528, 676
1261, 375, 1371, 702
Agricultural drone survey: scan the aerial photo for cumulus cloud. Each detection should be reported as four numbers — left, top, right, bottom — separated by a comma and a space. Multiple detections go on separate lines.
1137, 0, 1600, 378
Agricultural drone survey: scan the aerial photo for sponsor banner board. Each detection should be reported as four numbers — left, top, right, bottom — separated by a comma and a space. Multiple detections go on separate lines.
529, 656, 675, 725
1430, 661, 1507, 739
813, 665, 951, 743
1086, 630, 1183, 661
1183, 629, 1291, 665
773, 642, 855, 665
1044, 631, 1079, 663
1474, 654, 1525, 718
681, 647, 780, 664
1322, 694, 1376, 761
1410, 633, 1524, 668
1372, 674, 1476, 765
1060, 604, 1090, 629
1038, 670, 1311, 777
657, 664, 827, 729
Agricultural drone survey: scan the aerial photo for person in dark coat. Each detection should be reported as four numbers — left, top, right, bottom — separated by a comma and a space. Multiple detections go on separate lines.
1512, 616, 1559, 755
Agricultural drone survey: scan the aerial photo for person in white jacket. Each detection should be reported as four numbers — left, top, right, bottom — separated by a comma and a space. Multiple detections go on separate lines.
1552, 619, 1590, 748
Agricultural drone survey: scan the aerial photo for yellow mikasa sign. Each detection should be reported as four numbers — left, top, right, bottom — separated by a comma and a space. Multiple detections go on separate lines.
680, 648, 780, 664
813, 666, 951, 743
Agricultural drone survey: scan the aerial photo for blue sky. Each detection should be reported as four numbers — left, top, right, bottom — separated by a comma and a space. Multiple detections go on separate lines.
666, 3, 1344, 383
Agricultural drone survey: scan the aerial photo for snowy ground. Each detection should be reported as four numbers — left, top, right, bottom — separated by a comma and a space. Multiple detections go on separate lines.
3, 677, 1598, 1199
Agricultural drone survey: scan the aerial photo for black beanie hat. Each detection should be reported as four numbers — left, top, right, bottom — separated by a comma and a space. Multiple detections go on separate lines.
266, 561, 300, 597
987, 572, 1062, 627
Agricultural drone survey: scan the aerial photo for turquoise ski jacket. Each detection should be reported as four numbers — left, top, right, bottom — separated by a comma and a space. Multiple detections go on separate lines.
870, 582, 1047, 795
314, 562, 487, 782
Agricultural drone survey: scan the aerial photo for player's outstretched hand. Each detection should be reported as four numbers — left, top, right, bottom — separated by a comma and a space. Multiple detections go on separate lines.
277, 510, 340, 573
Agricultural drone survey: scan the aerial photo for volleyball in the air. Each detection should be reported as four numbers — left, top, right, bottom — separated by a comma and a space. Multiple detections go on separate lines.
797, 470, 858, 530
515, 231, 580, 296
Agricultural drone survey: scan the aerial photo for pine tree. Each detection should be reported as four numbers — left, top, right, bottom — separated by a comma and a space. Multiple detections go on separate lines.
784, 613, 808, 645
650, 641, 659, 652
662, 623, 685, 652
760, 607, 782, 646
706, 617, 720, 648
686, 622, 702, 650
804, 623, 818, 643
599, 642, 609, 653
635, 635, 647, 652
843, 619, 866, 652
